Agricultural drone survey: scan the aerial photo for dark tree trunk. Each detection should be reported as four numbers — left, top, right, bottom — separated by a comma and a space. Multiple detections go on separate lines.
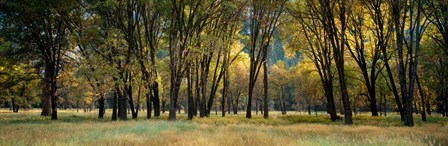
234, 92, 240, 114
200, 61, 208, 117
152, 82, 160, 117
126, 76, 137, 119
368, 87, 379, 116
263, 60, 269, 119
98, 95, 105, 119
308, 105, 311, 115
246, 83, 254, 118
112, 88, 118, 121
324, 0, 352, 124
169, 78, 181, 121
187, 65, 194, 120
50, 64, 58, 120
117, 87, 127, 120
280, 87, 286, 115
11, 98, 17, 113
194, 60, 200, 117
222, 69, 228, 117
41, 66, 52, 116
384, 57, 404, 120
324, 82, 337, 121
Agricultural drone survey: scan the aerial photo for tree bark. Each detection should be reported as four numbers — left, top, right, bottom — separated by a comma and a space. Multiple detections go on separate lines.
263, 56, 269, 119
112, 89, 118, 121
117, 87, 127, 120
187, 64, 194, 120
98, 95, 105, 119
416, 75, 426, 121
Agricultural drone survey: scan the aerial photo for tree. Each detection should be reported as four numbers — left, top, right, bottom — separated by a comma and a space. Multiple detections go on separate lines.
319, 0, 353, 125
425, 0, 448, 117
246, 0, 286, 119
1, 0, 80, 120
345, 0, 389, 116
389, 0, 429, 126
288, 0, 338, 121
293, 59, 324, 115
167, 0, 222, 121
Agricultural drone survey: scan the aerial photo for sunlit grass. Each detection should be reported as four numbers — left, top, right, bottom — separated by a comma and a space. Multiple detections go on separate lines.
0, 109, 447, 145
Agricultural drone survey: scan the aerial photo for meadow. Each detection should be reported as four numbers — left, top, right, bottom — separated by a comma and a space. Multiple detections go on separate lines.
0, 109, 447, 146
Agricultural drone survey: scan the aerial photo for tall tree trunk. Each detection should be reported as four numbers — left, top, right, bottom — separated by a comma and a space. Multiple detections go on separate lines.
222, 67, 228, 117
194, 59, 200, 117
234, 93, 239, 114
98, 95, 105, 119
368, 86, 379, 116
169, 77, 181, 121
263, 59, 269, 119
112, 88, 118, 121
246, 82, 254, 118
11, 98, 17, 113
200, 60, 209, 117
118, 87, 127, 120
152, 82, 160, 117
187, 64, 194, 120
126, 75, 137, 119
324, 81, 337, 121
329, 0, 352, 125
50, 64, 58, 120
41, 65, 52, 116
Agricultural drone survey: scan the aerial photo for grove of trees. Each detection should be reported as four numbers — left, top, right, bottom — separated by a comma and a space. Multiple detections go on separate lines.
0, 0, 447, 127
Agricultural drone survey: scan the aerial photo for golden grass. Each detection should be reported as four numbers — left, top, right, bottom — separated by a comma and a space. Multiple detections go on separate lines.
0, 109, 447, 146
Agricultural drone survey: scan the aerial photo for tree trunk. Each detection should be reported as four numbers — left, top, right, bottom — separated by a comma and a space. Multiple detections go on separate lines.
118, 87, 127, 120
368, 87, 379, 116
41, 67, 52, 116
263, 60, 269, 119
194, 60, 200, 117
112, 88, 118, 121
187, 65, 194, 120
234, 92, 240, 114
222, 69, 228, 117
324, 82, 337, 121
152, 81, 160, 117
246, 83, 254, 118
11, 98, 17, 113
50, 64, 58, 120
98, 95, 105, 119
169, 77, 181, 121
126, 78, 137, 119
308, 105, 311, 115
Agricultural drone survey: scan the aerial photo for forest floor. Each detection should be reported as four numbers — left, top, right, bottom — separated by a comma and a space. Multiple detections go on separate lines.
0, 109, 447, 146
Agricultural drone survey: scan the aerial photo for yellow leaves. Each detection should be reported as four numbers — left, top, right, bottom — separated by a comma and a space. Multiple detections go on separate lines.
230, 40, 244, 56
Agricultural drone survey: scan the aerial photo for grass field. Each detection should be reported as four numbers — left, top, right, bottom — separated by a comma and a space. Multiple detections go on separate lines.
0, 109, 447, 146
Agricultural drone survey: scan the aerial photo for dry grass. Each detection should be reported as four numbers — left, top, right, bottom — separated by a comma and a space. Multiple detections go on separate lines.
0, 109, 447, 146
